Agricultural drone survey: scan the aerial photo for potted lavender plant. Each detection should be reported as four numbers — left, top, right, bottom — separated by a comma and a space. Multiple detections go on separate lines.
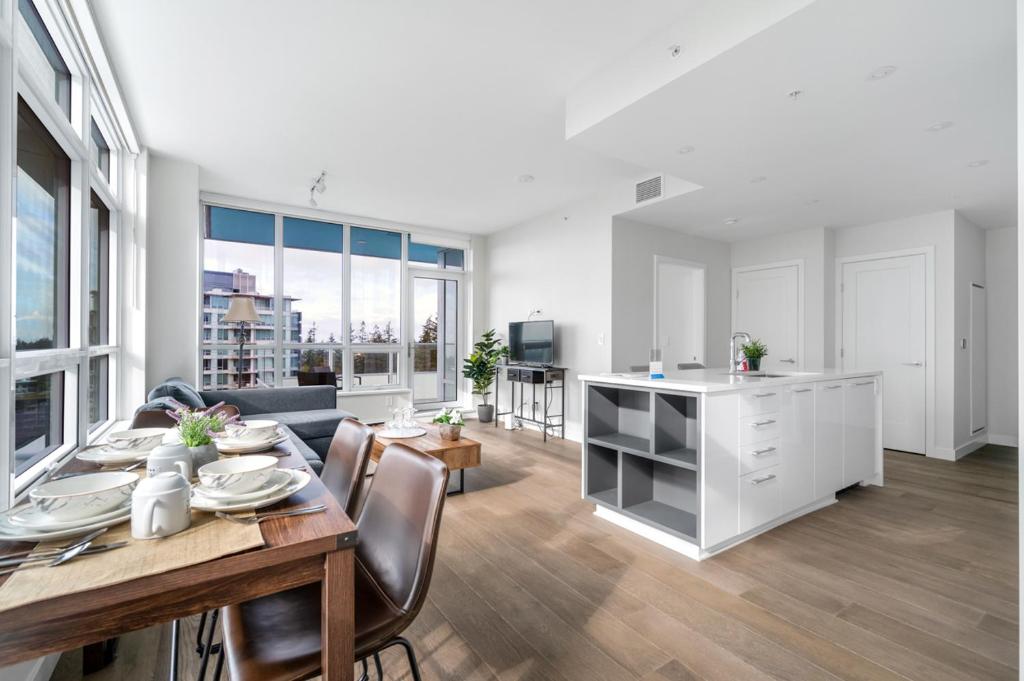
166, 400, 239, 469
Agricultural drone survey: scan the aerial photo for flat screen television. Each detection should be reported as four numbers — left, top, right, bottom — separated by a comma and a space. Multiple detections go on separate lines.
509, 320, 555, 365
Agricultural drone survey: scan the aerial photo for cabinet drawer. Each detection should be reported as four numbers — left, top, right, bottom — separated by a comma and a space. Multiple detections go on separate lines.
506, 368, 520, 381
740, 439, 780, 475
739, 413, 780, 444
739, 466, 782, 534
739, 390, 780, 416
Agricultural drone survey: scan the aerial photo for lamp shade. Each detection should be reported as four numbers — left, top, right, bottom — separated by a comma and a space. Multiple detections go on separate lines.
222, 295, 260, 323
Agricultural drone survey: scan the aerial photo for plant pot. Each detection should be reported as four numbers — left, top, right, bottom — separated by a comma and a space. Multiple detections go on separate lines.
477, 404, 495, 423
746, 357, 762, 372
438, 424, 462, 441
189, 443, 219, 471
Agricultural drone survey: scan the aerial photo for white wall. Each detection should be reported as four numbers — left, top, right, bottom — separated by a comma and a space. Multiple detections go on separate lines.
953, 213, 988, 454
611, 217, 731, 371
145, 153, 201, 391
985, 227, 1018, 445
730, 226, 834, 369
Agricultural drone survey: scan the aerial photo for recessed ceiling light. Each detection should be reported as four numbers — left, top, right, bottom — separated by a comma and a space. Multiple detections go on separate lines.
750, 176, 767, 183
677, 145, 695, 155
787, 89, 803, 100
925, 121, 954, 132
723, 217, 740, 225
967, 159, 989, 167
867, 65, 898, 80
517, 174, 535, 183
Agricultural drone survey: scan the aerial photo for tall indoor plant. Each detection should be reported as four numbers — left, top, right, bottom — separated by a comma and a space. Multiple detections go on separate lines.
462, 329, 509, 422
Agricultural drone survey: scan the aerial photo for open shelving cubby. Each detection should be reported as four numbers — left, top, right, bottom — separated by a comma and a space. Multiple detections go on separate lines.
621, 454, 698, 541
584, 443, 618, 508
586, 384, 651, 455
652, 392, 699, 470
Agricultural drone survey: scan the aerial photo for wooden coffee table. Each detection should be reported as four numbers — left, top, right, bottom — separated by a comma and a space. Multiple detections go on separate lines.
371, 424, 481, 494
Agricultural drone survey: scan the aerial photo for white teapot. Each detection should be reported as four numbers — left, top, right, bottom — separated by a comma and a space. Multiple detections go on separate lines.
131, 471, 191, 540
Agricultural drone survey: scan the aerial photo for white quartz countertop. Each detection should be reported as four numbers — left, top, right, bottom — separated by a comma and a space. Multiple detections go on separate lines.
578, 368, 882, 393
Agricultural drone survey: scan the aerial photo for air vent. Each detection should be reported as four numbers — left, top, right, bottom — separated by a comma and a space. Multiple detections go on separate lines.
635, 176, 663, 204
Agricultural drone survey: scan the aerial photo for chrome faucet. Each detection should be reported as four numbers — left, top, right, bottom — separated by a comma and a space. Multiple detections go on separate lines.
729, 331, 752, 373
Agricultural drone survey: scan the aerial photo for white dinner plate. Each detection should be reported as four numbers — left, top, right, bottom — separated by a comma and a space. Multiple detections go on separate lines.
376, 426, 427, 439
76, 444, 150, 466
6, 500, 131, 531
192, 469, 292, 502
0, 508, 131, 542
215, 431, 288, 454
191, 470, 311, 512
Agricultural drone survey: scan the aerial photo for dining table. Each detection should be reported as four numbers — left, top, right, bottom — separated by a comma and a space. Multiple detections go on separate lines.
0, 434, 358, 681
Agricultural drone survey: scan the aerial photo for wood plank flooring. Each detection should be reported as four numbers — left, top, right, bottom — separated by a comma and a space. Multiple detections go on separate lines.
52, 423, 1018, 681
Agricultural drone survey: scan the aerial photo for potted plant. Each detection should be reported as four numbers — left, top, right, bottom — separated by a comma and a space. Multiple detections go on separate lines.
166, 400, 238, 469
462, 329, 509, 423
740, 338, 768, 372
432, 407, 465, 441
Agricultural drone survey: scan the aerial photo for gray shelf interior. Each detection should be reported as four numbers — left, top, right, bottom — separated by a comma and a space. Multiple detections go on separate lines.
654, 392, 699, 465
587, 384, 650, 452
585, 443, 618, 507
621, 453, 698, 541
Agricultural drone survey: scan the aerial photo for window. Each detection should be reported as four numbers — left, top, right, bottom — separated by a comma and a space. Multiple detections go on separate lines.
88, 356, 108, 430
350, 227, 401, 345
14, 372, 65, 477
16, 97, 70, 350
90, 120, 110, 180
18, 0, 71, 119
284, 217, 343, 343
409, 239, 465, 270
89, 192, 109, 345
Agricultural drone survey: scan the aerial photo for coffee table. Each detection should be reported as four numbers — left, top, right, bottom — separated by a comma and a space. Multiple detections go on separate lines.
371, 424, 481, 494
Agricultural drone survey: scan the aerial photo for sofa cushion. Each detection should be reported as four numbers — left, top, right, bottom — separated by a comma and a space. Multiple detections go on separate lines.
148, 378, 205, 409
246, 409, 349, 444
280, 425, 323, 475
198, 386, 337, 416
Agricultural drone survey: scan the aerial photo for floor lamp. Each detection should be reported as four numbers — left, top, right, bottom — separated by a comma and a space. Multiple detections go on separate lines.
222, 295, 260, 388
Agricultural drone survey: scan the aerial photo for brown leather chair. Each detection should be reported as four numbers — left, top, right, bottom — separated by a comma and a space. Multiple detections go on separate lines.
320, 417, 375, 517
217, 443, 449, 681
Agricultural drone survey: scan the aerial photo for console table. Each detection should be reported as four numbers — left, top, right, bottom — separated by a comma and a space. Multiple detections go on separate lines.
495, 364, 566, 441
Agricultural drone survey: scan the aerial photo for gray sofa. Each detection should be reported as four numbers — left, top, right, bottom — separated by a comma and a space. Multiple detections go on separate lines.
138, 378, 357, 474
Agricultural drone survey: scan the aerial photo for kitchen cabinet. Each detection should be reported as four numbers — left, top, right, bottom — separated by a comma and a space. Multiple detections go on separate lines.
780, 385, 815, 512
813, 382, 844, 498
843, 378, 878, 487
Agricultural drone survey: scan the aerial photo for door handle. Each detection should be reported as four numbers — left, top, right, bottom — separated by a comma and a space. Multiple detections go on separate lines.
792, 387, 812, 393
751, 446, 777, 457
824, 385, 842, 390
751, 474, 777, 485
854, 380, 874, 386
750, 419, 776, 427
752, 392, 776, 398
902, 361, 923, 367
780, 358, 796, 364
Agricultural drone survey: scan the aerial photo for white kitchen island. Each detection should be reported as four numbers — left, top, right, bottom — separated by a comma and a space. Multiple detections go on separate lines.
580, 369, 883, 560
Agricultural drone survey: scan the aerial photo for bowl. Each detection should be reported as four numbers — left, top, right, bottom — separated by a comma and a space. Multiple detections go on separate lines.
225, 420, 279, 442
106, 427, 169, 452
198, 455, 278, 495
30, 471, 139, 521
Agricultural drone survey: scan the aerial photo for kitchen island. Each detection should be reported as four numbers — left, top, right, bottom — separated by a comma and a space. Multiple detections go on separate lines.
580, 369, 883, 560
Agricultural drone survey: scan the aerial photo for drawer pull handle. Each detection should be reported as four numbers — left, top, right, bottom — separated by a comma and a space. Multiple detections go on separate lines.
750, 419, 776, 427
751, 474, 777, 485
854, 380, 874, 386
792, 388, 812, 393
824, 385, 842, 390
753, 392, 777, 398
752, 447, 777, 456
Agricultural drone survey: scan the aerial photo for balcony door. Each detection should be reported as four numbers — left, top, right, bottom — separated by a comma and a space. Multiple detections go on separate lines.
411, 274, 460, 407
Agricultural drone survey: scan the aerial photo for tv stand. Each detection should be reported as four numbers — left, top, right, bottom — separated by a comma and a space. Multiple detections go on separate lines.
495, 364, 566, 441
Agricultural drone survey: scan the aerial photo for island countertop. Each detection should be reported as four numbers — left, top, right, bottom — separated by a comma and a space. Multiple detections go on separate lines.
578, 368, 882, 394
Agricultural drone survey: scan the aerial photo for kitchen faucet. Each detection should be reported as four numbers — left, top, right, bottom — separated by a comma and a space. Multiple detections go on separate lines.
729, 331, 752, 373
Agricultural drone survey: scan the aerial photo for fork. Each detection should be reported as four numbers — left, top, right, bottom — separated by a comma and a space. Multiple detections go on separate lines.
216, 504, 327, 525
0, 542, 127, 575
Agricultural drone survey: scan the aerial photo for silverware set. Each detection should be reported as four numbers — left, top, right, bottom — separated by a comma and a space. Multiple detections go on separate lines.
0, 528, 128, 575
216, 504, 327, 525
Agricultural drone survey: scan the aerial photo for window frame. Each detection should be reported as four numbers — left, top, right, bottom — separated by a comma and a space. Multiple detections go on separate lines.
198, 196, 470, 400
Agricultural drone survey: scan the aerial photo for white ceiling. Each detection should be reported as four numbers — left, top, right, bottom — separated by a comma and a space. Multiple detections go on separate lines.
90, 0, 693, 234
572, 0, 1017, 240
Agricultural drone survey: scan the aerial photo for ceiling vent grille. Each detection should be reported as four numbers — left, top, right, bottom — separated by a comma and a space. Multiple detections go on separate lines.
635, 176, 663, 204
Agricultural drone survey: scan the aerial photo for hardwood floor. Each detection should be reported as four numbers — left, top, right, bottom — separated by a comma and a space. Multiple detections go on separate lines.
52, 423, 1018, 681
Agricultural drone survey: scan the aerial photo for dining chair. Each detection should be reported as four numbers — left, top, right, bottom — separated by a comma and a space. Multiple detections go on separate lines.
130, 404, 241, 430
319, 417, 375, 517
215, 442, 450, 681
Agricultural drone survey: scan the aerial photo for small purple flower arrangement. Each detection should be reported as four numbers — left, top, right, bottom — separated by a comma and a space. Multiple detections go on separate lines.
164, 399, 243, 447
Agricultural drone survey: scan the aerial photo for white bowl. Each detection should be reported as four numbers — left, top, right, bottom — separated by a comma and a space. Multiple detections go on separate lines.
106, 427, 168, 452
226, 420, 279, 442
30, 471, 139, 521
198, 455, 278, 495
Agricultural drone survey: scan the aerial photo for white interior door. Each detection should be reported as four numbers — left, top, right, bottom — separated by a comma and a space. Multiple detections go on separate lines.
841, 254, 926, 453
733, 264, 801, 371
654, 259, 705, 369
970, 283, 987, 435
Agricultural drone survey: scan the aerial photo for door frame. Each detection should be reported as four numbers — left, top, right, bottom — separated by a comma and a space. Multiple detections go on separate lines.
731, 259, 805, 370
407, 269, 465, 410
652, 255, 707, 368
835, 247, 935, 458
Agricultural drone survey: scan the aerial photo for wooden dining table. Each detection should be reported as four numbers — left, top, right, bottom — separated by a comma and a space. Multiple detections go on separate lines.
0, 435, 358, 681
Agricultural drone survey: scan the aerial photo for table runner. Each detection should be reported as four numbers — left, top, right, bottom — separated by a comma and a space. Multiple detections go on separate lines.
0, 510, 263, 613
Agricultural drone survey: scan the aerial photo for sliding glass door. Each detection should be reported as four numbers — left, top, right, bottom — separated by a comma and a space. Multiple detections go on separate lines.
411, 274, 460, 407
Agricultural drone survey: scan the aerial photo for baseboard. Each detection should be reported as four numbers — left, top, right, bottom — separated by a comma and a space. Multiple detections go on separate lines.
954, 437, 988, 460
987, 433, 1019, 447
928, 447, 956, 461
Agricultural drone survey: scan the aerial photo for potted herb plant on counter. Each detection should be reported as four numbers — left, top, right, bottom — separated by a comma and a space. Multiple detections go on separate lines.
432, 407, 465, 441
740, 338, 768, 372
462, 329, 509, 423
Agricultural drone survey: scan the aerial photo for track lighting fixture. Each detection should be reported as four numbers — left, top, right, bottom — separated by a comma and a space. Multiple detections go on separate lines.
309, 171, 327, 207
